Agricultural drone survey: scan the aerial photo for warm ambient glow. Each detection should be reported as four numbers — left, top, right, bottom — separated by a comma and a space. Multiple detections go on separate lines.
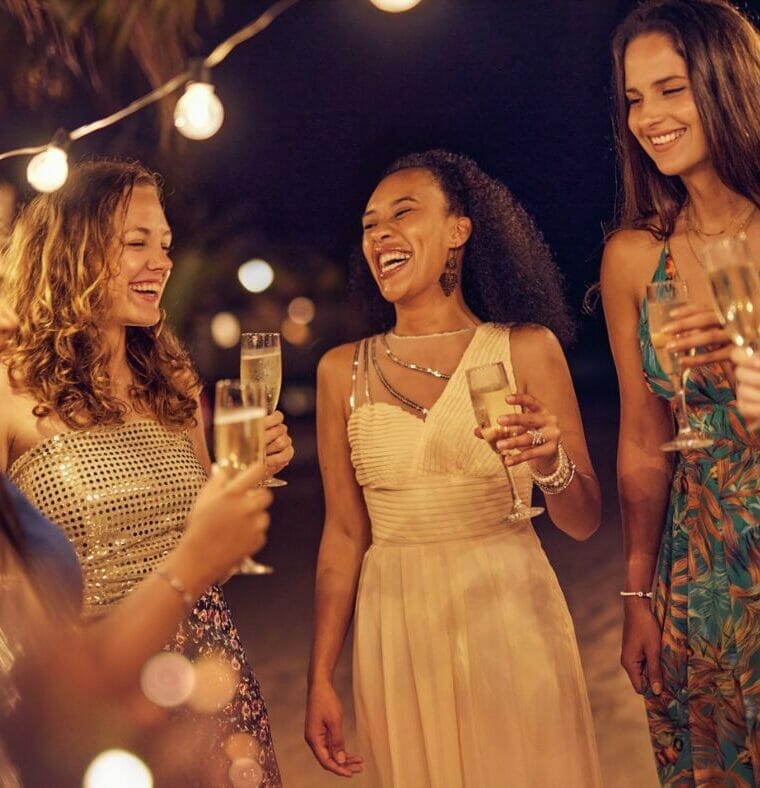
211, 312, 242, 348
174, 82, 225, 140
369, 0, 422, 12
287, 296, 315, 325
238, 259, 274, 293
26, 145, 69, 192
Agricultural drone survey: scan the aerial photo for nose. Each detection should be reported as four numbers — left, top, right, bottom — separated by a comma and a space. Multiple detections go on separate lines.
636, 95, 666, 128
368, 222, 393, 244
147, 243, 173, 273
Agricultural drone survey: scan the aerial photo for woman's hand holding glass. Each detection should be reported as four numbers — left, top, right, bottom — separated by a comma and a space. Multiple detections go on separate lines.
492, 392, 561, 474
661, 303, 733, 370
263, 410, 294, 477
731, 346, 760, 429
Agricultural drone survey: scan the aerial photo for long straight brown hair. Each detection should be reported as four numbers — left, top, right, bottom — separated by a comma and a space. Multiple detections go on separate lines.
610, 0, 760, 237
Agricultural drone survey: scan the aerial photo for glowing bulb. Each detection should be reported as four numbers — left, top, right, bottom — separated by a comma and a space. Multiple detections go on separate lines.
238, 259, 274, 293
174, 82, 224, 140
84, 749, 153, 788
26, 145, 69, 192
370, 0, 422, 11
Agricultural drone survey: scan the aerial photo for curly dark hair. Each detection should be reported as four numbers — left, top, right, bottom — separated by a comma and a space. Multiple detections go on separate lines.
610, 0, 760, 237
347, 149, 575, 346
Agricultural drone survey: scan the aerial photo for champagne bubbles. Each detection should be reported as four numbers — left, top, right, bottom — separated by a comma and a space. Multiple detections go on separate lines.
27, 145, 69, 192
238, 259, 274, 293
186, 654, 239, 714
84, 749, 153, 788
140, 652, 196, 708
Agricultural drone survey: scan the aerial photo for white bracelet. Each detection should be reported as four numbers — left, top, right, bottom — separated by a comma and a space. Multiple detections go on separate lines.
156, 568, 195, 610
619, 590, 653, 598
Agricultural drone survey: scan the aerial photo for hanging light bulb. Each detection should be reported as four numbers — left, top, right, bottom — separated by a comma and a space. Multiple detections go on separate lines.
174, 76, 225, 140
27, 142, 69, 193
370, 0, 422, 11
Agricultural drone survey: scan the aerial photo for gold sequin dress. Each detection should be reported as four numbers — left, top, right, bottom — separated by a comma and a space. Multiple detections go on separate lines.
9, 420, 281, 786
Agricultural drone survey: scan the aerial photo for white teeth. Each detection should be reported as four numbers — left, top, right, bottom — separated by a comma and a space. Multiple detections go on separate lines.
378, 250, 411, 270
131, 284, 159, 294
651, 129, 684, 145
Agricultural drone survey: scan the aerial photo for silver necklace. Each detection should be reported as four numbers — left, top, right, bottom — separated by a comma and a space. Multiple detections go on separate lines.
371, 336, 429, 417
380, 333, 451, 380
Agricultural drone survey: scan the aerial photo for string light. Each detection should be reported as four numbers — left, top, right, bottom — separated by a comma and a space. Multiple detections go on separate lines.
238, 259, 274, 293
370, 0, 422, 11
26, 144, 69, 192
1, 0, 421, 191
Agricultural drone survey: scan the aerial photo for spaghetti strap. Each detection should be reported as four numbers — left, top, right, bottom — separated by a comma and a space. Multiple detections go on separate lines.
349, 341, 361, 413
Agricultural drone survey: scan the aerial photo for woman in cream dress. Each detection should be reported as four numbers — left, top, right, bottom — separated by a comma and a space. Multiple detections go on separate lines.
305, 150, 603, 787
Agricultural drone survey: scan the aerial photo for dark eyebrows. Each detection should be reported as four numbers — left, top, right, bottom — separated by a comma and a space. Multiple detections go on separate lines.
362, 195, 419, 218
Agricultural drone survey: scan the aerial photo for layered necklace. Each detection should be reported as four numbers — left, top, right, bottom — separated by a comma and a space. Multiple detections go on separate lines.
370, 325, 476, 417
684, 200, 756, 263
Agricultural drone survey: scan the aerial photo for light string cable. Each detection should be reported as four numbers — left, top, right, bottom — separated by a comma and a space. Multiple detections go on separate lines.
0, 0, 302, 163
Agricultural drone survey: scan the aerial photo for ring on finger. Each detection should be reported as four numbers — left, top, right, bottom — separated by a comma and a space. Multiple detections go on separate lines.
527, 429, 546, 448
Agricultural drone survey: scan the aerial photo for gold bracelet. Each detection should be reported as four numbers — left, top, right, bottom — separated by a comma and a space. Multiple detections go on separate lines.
155, 568, 195, 610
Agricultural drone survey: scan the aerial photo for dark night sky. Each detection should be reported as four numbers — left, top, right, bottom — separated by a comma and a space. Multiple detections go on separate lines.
2, 0, 759, 380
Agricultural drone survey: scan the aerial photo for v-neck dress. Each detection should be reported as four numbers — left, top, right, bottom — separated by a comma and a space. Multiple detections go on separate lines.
347, 323, 602, 787
639, 245, 760, 786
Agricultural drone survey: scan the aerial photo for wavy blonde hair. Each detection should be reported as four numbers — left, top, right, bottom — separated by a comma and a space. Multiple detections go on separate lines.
1, 159, 199, 430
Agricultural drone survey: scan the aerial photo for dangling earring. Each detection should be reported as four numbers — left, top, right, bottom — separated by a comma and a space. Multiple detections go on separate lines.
439, 250, 459, 297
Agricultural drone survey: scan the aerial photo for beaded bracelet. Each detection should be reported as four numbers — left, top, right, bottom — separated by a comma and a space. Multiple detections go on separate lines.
155, 568, 195, 610
619, 591, 653, 598
529, 441, 576, 494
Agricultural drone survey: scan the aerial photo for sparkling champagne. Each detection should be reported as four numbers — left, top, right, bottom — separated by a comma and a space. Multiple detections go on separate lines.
648, 299, 686, 380
469, 387, 519, 453
241, 350, 282, 415
213, 407, 266, 474
708, 262, 760, 352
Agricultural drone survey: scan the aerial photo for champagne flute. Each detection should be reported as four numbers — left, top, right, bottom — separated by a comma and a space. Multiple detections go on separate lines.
701, 234, 760, 355
466, 362, 544, 522
646, 280, 713, 452
214, 379, 273, 575
240, 332, 286, 488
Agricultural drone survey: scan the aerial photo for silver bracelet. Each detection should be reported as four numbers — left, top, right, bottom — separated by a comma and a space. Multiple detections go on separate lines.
619, 591, 653, 598
529, 441, 576, 494
155, 568, 195, 610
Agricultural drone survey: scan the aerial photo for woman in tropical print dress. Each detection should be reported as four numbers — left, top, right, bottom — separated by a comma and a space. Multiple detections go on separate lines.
600, 0, 760, 784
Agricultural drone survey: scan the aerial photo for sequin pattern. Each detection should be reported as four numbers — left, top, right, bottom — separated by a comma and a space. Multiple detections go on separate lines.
8, 421, 281, 785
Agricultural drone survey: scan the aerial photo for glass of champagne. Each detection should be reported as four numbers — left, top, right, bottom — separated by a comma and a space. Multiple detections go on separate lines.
466, 362, 544, 522
646, 280, 713, 452
214, 379, 273, 575
701, 234, 760, 355
240, 332, 286, 488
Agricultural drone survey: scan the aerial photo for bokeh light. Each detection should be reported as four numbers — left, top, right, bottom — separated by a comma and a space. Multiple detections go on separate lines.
174, 82, 225, 140
238, 259, 274, 293
187, 654, 239, 714
26, 145, 69, 192
224, 732, 260, 761
370, 0, 422, 12
211, 312, 242, 348
280, 317, 309, 346
228, 757, 264, 787
140, 652, 196, 708
83, 749, 153, 788
287, 296, 315, 325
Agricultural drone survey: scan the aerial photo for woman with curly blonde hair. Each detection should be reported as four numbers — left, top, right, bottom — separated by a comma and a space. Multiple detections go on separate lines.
0, 159, 293, 786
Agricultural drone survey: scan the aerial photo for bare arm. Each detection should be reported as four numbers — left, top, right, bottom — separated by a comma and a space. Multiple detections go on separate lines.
601, 230, 673, 695
305, 345, 371, 777
510, 325, 601, 540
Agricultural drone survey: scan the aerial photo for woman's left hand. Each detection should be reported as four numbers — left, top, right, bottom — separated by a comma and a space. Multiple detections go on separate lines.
663, 303, 732, 368
493, 393, 561, 475
264, 410, 295, 475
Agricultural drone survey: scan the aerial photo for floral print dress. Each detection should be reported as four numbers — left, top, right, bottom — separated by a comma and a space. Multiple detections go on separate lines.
638, 244, 760, 786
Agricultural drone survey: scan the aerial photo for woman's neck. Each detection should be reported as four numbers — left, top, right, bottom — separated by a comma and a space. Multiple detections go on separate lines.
103, 326, 131, 384
392, 292, 479, 336
681, 167, 754, 233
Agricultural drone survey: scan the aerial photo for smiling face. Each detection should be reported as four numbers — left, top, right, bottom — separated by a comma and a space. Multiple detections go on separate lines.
624, 32, 710, 179
104, 184, 173, 331
361, 168, 470, 304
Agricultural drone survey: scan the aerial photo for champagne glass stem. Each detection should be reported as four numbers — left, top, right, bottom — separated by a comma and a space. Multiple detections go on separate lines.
673, 370, 695, 437
503, 462, 527, 513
